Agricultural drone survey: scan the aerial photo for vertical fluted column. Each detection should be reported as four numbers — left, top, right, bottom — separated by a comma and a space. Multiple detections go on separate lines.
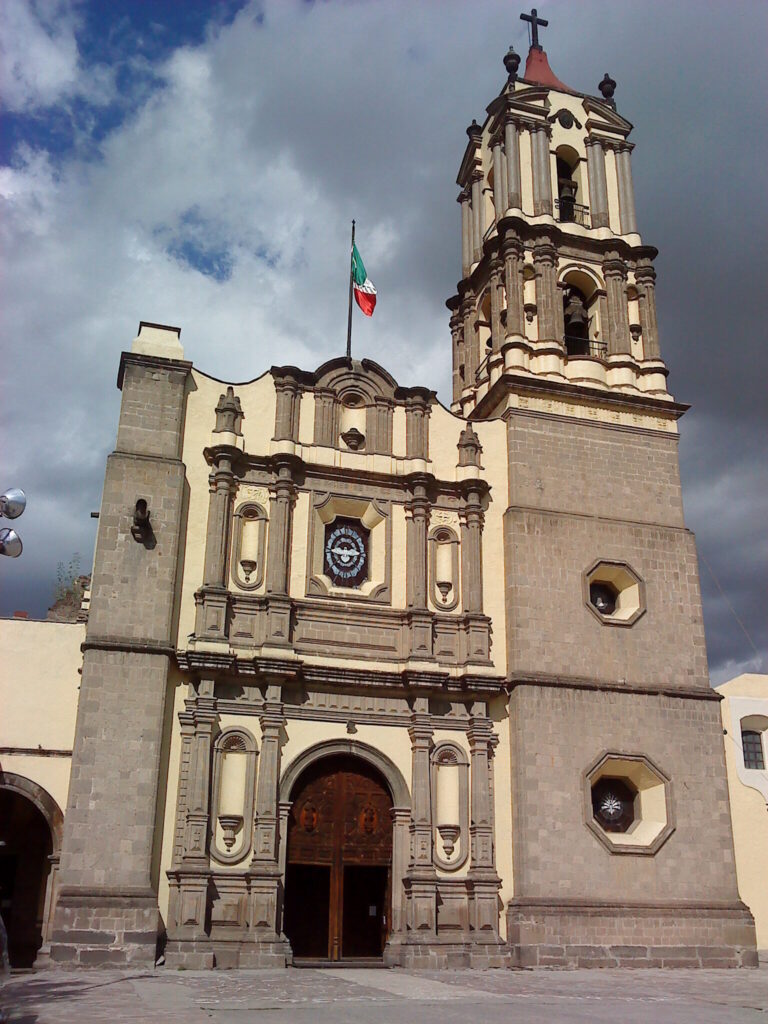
406, 475, 432, 659
531, 124, 553, 216
460, 483, 484, 615
450, 310, 464, 403
369, 395, 394, 454
532, 241, 559, 342
406, 698, 437, 934
467, 707, 501, 938
461, 295, 478, 387
459, 189, 471, 278
502, 237, 525, 337
585, 136, 609, 228
615, 143, 638, 234
182, 680, 218, 867
489, 259, 504, 353
492, 138, 505, 223
635, 260, 661, 359
504, 116, 522, 210
604, 254, 631, 355
266, 462, 296, 596
202, 455, 234, 588
471, 172, 484, 261
313, 387, 337, 447
555, 281, 566, 342
249, 685, 287, 943
273, 376, 300, 442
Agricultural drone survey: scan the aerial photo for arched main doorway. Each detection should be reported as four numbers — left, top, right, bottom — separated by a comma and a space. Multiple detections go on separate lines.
283, 754, 393, 962
0, 780, 59, 968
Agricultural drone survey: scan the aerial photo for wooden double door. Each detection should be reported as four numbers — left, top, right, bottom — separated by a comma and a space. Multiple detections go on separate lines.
283, 755, 393, 961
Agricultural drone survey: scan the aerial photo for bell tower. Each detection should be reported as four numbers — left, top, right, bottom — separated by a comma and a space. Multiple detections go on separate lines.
447, 15, 665, 418
447, 13, 757, 969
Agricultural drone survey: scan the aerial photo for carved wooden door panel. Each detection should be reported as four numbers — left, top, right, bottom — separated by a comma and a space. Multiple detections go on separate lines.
285, 755, 393, 960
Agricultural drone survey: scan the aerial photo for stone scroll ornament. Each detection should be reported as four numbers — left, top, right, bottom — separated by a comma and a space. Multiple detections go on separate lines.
323, 518, 370, 588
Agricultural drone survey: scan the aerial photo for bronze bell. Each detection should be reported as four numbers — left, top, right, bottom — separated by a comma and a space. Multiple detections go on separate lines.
564, 291, 588, 327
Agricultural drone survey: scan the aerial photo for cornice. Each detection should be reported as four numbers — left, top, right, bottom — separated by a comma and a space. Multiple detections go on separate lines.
117, 350, 193, 390
506, 671, 719, 702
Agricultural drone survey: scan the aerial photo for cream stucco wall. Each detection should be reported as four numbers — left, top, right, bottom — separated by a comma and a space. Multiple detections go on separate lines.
0, 618, 84, 816
717, 674, 768, 948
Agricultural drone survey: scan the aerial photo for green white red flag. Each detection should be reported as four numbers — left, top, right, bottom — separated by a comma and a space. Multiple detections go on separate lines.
351, 243, 377, 316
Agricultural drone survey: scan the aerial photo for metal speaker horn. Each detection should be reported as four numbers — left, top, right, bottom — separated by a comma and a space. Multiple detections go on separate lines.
0, 527, 23, 558
0, 488, 26, 520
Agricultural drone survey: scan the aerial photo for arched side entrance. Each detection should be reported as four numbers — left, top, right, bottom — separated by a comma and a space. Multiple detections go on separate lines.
280, 742, 409, 963
0, 772, 63, 968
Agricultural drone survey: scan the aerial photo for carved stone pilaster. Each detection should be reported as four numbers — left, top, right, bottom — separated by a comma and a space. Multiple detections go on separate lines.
403, 390, 432, 460
492, 137, 505, 223
603, 253, 631, 355
467, 709, 502, 941
265, 463, 297, 597
248, 685, 287, 946
368, 395, 394, 454
273, 373, 301, 442
405, 475, 433, 659
470, 171, 484, 261
449, 309, 464, 404
585, 136, 610, 228
313, 387, 337, 447
406, 699, 437, 935
530, 123, 553, 216
502, 236, 525, 337
504, 116, 522, 210
460, 482, 484, 615
532, 241, 559, 343
460, 294, 478, 388
635, 259, 661, 359
458, 188, 471, 279
615, 142, 638, 235
489, 259, 504, 353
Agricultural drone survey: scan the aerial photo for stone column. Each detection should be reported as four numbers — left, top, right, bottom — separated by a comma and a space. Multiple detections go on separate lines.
585, 136, 609, 228
460, 484, 484, 615
492, 138, 505, 223
467, 708, 502, 941
265, 459, 297, 646
450, 309, 464, 403
471, 172, 484, 261
166, 679, 218, 956
531, 124, 553, 216
405, 474, 432, 659
615, 143, 638, 235
389, 807, 411, 936
603, 254, 631, 355
404, 390, 431, 460
489, 259, 504, 353
504, 117, 522, 210
532, 241, 559, 342
369, 395, 394, 454
555, 280, 566, 343
461, 295, 478, 387
313, 387, 337, 447
635, 260, 661, 359
202, 455, 234, 589
459, 189, 471, 278
273, 374, 301, 442
502, 237, 525, 337
247, 685, 287, 958
406, 698, 437, 935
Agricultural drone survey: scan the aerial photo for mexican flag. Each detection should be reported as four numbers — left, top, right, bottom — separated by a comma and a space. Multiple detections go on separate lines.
351, 243, 377, 316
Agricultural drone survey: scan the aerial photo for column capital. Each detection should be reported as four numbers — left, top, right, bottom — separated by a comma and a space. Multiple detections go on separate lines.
532, 241, 558, 266
603, 254, 628, 279
634, 260, 657, 285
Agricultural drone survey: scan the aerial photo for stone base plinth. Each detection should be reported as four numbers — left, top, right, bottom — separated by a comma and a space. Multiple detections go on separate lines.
165, 937, 290, 970
49, 889, 160, 966
392, 935, 509, 969
506, 898, 758, 968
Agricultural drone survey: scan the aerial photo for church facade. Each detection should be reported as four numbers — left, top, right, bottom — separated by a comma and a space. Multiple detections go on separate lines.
38, 32, 756, 969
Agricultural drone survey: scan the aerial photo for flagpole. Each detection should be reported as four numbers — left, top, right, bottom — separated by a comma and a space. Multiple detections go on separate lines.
346, 219, 355, 362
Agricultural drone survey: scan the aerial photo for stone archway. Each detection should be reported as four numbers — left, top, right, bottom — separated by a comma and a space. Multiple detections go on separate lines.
278, 741, 410, 963
0, 772, 64, 967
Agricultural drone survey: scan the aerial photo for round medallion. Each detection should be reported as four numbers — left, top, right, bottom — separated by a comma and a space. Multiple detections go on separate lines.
324, 518, 369, 588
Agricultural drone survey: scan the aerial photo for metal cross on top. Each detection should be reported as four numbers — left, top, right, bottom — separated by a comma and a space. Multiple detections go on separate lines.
520, 7, 548, 51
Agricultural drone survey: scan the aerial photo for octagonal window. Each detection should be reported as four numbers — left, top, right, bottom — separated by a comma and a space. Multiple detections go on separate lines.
584, 560, 646, 627
584, 752, 674, 855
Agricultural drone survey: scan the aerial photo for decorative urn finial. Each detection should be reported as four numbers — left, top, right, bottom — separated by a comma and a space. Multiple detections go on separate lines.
503, 45, 521, 82
599, 73, 617, 103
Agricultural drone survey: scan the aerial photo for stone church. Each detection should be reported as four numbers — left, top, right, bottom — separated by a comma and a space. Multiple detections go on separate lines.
8, 24, 759, 970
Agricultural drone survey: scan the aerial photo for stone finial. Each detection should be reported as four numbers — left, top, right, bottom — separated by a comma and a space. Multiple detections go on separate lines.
599, 73, 617, 104
214, 386, 243, 434
466, 119, 482, 144
503, 45, 521, 82
457, 424, 483, 467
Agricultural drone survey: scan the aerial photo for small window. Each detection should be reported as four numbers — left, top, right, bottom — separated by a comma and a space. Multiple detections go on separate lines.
742, 730, 765, 770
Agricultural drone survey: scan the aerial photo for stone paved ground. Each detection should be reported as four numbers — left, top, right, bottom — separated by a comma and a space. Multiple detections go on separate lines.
2, 964, 768, 1024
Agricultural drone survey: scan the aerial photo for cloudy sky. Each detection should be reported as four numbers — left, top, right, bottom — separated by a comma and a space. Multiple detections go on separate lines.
1, 0, 765, 684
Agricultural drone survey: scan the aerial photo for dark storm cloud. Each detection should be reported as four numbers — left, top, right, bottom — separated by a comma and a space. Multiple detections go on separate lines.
0, 0, 765, 681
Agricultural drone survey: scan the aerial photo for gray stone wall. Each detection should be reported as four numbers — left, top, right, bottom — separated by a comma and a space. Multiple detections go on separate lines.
51, 353, 190, 966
